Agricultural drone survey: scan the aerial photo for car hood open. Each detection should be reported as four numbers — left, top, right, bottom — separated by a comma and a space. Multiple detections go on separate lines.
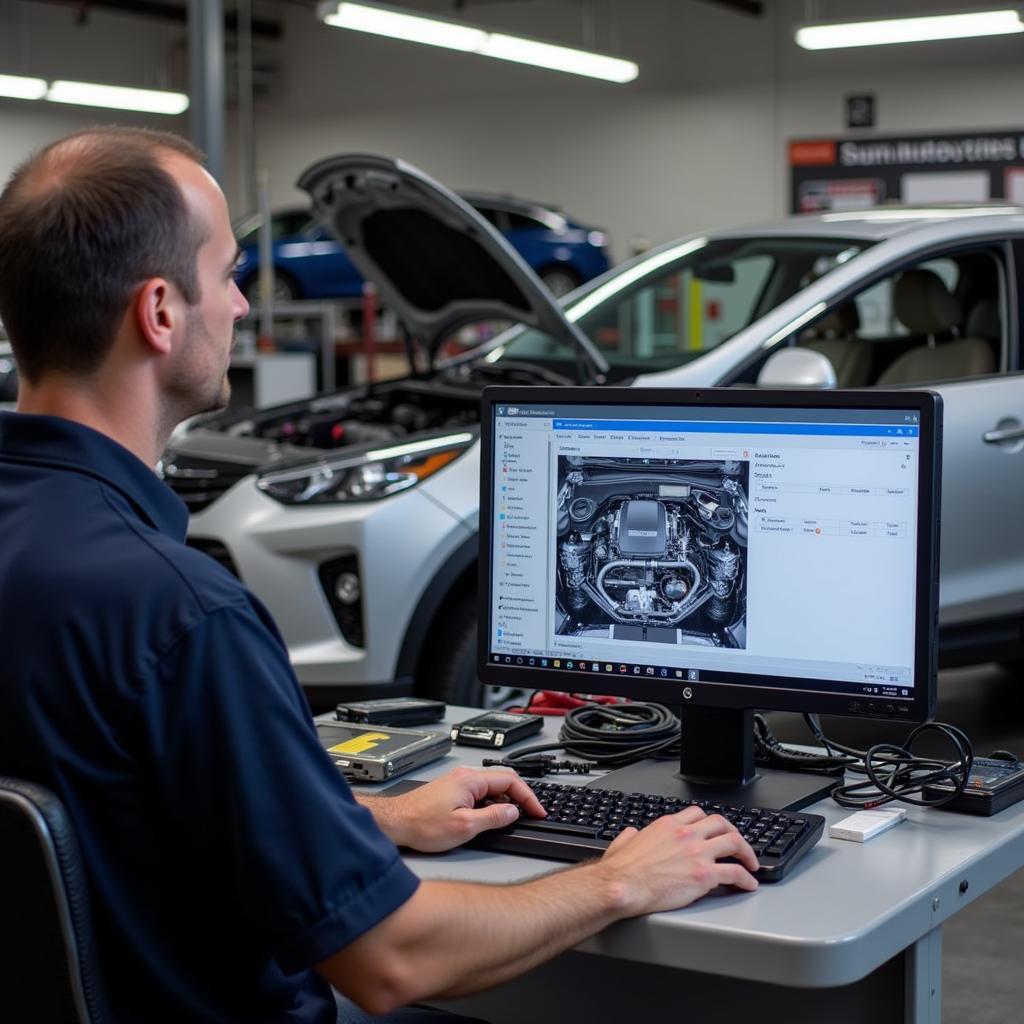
296, 153, 608, 376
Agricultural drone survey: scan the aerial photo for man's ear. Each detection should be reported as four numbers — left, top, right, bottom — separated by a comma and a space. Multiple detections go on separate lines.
134, 278, 178, 356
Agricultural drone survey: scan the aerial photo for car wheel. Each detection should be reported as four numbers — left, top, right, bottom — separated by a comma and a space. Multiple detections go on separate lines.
420, 592, 524, 709
242, 270, 299, 304
539, 266, 581, 299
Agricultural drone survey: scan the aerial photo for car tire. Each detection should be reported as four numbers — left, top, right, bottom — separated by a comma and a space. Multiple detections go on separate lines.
539, 266, 581, 299
242, 270, 300, 304
419, 592, 522, 709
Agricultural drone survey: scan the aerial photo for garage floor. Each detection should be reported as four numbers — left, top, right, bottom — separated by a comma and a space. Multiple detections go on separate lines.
767, 662, 1024, 1024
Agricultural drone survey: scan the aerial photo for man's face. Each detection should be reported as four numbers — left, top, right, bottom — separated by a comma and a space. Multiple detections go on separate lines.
163, 153, 249, 417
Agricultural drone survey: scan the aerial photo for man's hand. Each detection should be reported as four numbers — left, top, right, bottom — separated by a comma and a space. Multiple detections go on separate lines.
594, 805, 760, 914
359, 766, 546, 852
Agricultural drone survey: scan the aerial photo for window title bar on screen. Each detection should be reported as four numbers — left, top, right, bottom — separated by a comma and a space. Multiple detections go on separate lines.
551, 419, 919, 438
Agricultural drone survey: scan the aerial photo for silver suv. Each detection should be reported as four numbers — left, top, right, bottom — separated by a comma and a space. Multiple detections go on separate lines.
162, 155, 1024, 706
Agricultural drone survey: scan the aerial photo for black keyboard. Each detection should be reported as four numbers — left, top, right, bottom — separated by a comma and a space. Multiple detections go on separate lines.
468, 779, 826, 882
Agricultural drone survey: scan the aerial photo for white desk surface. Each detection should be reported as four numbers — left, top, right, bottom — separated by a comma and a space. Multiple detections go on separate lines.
338, 708, 1024, 989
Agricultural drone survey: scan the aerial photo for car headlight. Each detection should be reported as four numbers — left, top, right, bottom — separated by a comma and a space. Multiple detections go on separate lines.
256, 431, 475, 505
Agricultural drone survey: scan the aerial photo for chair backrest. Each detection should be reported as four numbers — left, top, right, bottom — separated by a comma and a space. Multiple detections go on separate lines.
0, 777, 112, 1024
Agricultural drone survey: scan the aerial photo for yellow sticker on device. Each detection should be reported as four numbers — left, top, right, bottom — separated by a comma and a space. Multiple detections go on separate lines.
327, 732, 391, 755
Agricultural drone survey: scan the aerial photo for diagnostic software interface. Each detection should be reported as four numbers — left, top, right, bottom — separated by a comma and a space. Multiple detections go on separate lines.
487, 400, 922, 704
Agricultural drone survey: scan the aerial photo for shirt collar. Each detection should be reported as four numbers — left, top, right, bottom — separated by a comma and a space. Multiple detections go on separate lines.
0, 411, 189, 539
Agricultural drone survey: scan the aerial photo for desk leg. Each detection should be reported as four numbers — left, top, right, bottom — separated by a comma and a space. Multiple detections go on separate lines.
905, 925, 942, 1024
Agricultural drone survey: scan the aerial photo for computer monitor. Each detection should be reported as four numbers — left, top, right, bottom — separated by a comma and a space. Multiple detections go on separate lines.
477, 386, 942, 811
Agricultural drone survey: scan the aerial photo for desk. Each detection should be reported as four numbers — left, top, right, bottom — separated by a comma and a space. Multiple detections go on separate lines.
347, 710, 1024, 1024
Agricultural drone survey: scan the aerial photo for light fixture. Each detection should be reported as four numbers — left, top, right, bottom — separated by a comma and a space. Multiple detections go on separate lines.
47, 81, 189, 115
319, 1, 638, 83
0, 73, 48, 101
796, 9, 1024, 50
0, 72, 187, 114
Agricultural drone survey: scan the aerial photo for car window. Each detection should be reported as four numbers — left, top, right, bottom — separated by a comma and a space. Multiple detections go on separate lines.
792, 247, 1005, 388
583, 255, 776, 362
236, 210, 316, 245
853, 258, 959, 339
506, 211, 549, 232
490, 236, 869, 375
472, 205, 504, 229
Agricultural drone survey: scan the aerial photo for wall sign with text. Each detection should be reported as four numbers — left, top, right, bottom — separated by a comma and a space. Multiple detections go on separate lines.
789, 129, 1024, 214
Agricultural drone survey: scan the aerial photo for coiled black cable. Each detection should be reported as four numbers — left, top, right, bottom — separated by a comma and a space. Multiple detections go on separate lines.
806, 717, 974, 809
491, 701, 681, 774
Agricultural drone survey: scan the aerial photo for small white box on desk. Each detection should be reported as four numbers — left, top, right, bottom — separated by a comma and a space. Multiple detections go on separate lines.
829, 808, 907, 842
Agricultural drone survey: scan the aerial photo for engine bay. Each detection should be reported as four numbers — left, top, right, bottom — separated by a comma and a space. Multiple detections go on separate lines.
222, 379, 481, 450
555, 456, 749, 649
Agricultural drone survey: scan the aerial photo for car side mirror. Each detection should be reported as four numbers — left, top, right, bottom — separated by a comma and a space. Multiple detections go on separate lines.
757, 347, 837, 389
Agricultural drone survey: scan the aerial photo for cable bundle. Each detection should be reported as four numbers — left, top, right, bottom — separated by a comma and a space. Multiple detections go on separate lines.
490, 701, 680, 775
491, 692, 979, 810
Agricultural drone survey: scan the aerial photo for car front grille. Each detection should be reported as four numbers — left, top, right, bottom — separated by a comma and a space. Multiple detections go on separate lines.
186, 538, 241, 579
160, 454, 252, 514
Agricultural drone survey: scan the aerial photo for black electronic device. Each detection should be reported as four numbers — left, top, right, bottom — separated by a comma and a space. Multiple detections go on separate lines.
335, 697, 446, 727
924, 756, 1024, 816
451, 711, 544, 748
478, 386, 942, 812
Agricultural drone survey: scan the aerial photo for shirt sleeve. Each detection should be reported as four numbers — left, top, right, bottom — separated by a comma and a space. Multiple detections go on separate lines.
136, 596, 420, 974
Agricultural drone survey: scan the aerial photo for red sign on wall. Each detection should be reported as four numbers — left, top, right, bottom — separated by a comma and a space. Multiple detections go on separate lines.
788, 140, 837, 167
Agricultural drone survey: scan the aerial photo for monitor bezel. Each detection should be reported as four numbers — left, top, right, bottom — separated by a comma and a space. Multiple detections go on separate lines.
477, 385, 941, 724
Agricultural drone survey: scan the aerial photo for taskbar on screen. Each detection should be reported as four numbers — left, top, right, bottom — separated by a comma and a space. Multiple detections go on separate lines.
487, 651, 913, 706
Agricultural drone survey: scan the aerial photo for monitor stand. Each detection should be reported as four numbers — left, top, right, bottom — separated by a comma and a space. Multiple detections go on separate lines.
587, 707, 837, 812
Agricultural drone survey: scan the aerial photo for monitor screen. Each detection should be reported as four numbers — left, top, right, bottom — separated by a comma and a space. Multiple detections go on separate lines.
477, 387, 941, 752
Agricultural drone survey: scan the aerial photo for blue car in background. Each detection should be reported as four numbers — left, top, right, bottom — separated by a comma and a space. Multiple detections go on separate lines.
234, 192, 611, 301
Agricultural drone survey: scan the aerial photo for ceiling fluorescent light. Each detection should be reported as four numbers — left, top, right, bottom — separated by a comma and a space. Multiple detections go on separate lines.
47, 81, 189, 115
324, 2, 485, 50
319, 1, 638, 83
796, 9, 1024, 50
482, 34, 637, 82
0, 73, 48, 100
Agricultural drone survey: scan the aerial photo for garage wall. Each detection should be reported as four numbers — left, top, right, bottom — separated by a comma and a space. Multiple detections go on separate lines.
253, 86, 779, 260
2, 0, 1024, 260
0, 2, 188, 186
252, 0, 1024, 260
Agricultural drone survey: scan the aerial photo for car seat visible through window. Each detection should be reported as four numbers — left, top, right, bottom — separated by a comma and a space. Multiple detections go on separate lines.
875, 269, 996, 385
799, 303, 872, 386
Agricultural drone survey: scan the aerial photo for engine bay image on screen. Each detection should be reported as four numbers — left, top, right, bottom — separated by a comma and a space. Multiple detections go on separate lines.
554, 455, 749, 650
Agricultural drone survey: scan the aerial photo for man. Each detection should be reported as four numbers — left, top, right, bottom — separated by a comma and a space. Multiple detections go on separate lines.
0, 128, 759, 1024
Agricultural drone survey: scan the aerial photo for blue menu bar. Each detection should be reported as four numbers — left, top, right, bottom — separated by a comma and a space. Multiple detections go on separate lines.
551, 420, 919, 437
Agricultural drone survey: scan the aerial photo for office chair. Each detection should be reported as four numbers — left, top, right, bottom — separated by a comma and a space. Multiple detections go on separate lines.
0, 777, 112, 1023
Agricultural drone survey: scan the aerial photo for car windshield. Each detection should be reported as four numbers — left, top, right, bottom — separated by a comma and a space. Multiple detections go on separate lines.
234, 210, 317, 245
483, 235, 868, 378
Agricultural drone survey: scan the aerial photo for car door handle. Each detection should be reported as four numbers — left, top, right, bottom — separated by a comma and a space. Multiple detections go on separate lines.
983, 425, 1024, 443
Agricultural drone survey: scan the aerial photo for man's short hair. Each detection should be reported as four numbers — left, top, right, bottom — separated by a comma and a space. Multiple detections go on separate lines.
0, 127, 208, 383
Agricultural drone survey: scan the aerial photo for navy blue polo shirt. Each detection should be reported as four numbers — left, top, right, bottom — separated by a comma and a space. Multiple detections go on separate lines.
0, 412, 420, 1023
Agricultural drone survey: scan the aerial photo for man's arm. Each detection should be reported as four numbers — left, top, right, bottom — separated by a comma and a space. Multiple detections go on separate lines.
354, 766, 546, 852
316, 806, 757, 1015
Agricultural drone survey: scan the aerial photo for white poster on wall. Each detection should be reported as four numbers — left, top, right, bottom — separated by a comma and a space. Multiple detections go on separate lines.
900, 171, 990, 203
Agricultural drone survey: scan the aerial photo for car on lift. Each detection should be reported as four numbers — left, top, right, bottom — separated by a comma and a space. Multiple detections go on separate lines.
233, 191, 611, 302
161, 154, 1024, 708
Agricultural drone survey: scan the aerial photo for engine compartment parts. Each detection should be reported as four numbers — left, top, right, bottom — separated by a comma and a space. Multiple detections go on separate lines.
555, 456, 748, 649
229, 379, 480, 451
